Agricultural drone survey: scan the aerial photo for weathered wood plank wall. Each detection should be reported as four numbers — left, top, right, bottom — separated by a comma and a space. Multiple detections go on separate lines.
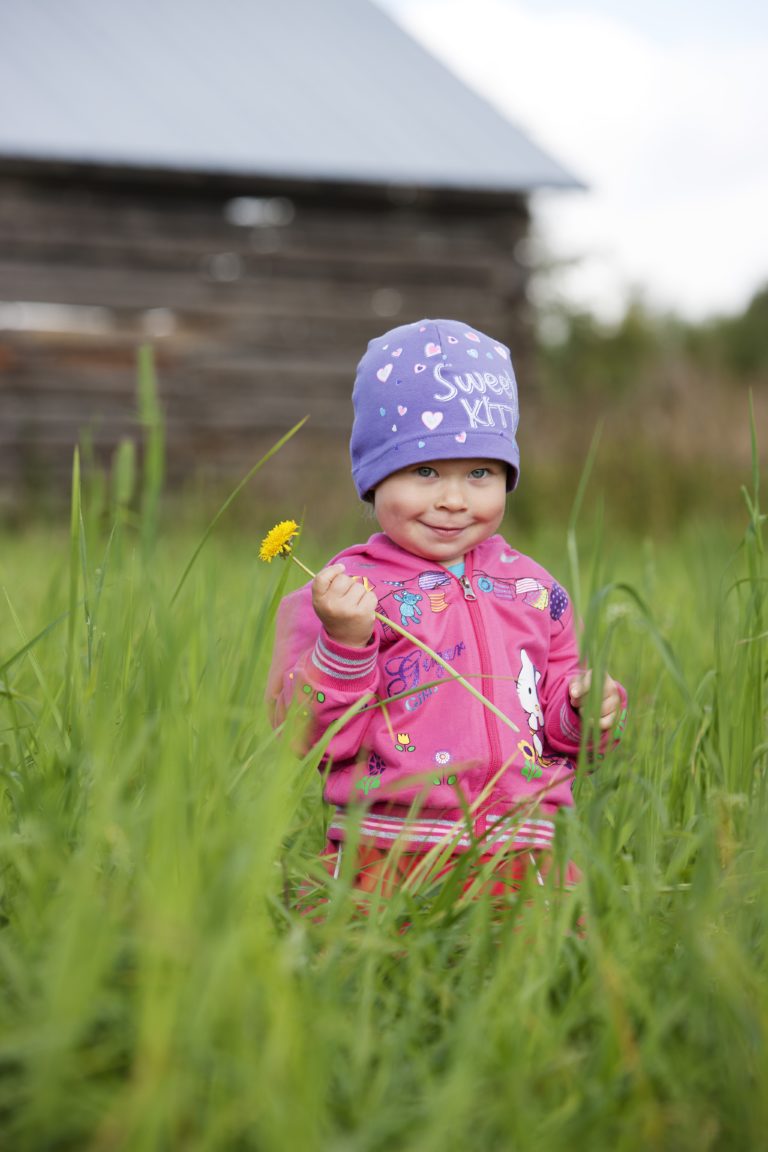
0, 162, 532, 504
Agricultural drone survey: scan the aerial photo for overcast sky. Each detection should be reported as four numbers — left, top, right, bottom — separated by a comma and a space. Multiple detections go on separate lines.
378, 0, 768, 322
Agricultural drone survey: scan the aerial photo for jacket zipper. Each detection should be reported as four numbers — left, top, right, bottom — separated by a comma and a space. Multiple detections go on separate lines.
456, 559, 503, 788
458, 575, 476, 602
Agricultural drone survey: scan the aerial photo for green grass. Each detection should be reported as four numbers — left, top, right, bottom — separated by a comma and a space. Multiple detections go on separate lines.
0, 406, 766, 1150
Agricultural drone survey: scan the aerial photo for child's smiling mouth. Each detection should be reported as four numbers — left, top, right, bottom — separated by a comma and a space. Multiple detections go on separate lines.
422, 523, 470, 536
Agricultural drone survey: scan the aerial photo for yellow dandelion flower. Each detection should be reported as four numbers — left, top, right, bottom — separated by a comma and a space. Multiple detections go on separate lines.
259, 519, 300, 562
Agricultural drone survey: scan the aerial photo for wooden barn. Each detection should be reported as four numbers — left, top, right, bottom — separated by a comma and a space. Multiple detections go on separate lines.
0, 0, 579, 515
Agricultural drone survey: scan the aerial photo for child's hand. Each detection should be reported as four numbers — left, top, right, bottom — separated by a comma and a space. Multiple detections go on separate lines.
312, 563, 378, 648
569, 671, 621, 731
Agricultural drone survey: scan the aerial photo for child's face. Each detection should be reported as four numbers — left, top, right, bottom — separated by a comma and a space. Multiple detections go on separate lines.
373, 458, 507, 566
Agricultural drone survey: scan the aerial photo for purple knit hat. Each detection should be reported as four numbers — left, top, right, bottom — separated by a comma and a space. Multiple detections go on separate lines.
350, 318, 520, 499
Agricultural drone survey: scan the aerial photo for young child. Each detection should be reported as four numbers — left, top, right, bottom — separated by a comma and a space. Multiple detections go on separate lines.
267, 318, 627, 900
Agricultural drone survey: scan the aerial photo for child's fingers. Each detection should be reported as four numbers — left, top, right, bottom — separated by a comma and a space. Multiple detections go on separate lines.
598, 707, 617, 730
344, 581, 374, 608
570, 672, 620, 729
569, 669, 591, 708
312, 562, 347, 596
599, 679, 621, 729
312, 564, 377, 647
313, 566, 375, 619
362, 587, 378, 611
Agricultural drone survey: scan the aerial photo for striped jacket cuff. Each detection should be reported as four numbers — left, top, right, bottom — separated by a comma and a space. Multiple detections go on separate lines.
310, 631, 379, 687
558, 700, 581, 743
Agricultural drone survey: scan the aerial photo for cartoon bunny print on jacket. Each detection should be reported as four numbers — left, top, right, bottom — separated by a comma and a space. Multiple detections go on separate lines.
516, 648, 544, 758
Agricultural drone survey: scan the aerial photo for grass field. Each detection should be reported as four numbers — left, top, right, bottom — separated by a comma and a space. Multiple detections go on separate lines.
0, 419, 766, 1151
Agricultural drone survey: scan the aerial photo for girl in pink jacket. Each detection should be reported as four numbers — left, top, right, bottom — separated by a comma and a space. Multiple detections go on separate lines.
267, 318, 627, 899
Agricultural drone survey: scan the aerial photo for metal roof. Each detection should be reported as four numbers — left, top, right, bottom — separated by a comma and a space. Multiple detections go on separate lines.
0, 0, 580, 192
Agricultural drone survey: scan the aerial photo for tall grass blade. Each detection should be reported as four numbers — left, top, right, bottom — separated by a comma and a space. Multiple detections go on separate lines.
2, 588, 67, 748
138, 343, 165, 557
566, 420, 603, 622
0, 611, 69, 680
170, 416, 308, 605
63, 447, 81, 730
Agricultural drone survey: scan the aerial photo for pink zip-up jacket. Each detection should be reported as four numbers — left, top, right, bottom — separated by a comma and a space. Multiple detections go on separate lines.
266, 533, 628, 856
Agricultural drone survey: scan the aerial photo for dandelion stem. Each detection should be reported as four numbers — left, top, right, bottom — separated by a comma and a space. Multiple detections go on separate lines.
288, 556, 316, 581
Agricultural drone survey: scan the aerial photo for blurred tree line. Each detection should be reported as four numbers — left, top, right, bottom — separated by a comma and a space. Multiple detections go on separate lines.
508, 281, 768, 536
536, 282, 768, 396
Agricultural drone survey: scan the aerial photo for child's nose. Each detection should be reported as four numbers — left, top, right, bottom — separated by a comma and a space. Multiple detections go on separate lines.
436, 480, 468, 509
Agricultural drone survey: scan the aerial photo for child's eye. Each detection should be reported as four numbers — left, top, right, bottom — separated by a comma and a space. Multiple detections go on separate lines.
415, 466, 437, 478
469, 467, 490, 479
